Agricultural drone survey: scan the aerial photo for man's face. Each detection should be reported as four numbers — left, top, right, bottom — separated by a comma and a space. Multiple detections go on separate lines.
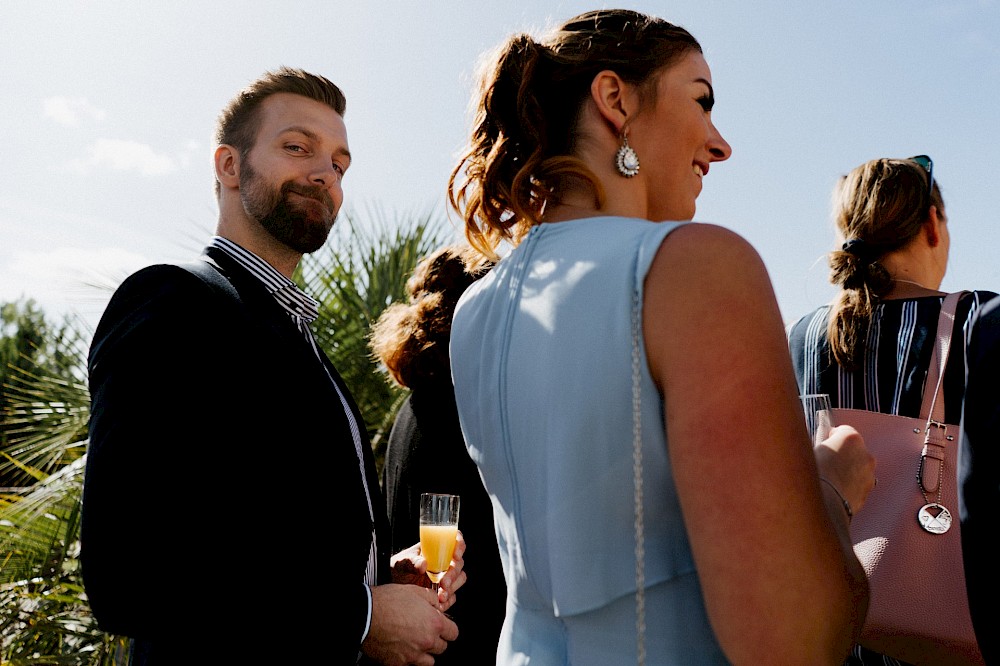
238, 93, 351, 254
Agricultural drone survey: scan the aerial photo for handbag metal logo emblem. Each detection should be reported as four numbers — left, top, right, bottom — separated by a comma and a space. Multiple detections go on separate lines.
917, 423, 952, 534
917, 503, 952, 534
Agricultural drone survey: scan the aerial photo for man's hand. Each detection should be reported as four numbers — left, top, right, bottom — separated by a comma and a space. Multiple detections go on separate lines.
362, 583, 459, 666
390, 531, 467, 611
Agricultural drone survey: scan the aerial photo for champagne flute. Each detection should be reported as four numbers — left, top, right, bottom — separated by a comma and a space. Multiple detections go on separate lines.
419, 493, 460, 592
800, 393, 834, 446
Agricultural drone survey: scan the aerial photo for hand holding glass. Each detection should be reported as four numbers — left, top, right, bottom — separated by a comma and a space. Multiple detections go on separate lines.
419, 493, 460, 591
801, 393, 834, 446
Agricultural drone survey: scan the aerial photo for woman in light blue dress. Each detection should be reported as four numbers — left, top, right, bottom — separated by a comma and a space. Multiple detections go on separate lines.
446, 9, 876, 665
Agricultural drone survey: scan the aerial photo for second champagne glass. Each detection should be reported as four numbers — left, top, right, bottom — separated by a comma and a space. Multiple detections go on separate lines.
419, 493, 460, 592
800, 393, 835, 446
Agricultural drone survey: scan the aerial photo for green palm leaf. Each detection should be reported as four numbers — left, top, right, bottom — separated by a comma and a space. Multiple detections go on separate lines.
0, 345, 118, 663
301, 203, 456, 469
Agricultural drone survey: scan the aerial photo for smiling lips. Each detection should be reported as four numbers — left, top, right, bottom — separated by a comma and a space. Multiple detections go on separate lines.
287, 186, 333, 214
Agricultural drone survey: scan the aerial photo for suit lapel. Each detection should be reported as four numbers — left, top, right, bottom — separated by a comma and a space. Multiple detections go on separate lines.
205, 247, 390, 573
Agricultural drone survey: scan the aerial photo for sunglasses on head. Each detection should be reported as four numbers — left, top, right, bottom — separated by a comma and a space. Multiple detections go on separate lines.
908, 154, 934, 207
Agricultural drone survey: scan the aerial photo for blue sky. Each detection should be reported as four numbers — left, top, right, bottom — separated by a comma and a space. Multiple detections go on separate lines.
2, 0, 998, 332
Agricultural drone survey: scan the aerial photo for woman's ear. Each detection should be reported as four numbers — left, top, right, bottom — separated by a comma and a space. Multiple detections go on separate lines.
589, 70, 634, 135
924, 205, 943, 247
215, 145, 240, 190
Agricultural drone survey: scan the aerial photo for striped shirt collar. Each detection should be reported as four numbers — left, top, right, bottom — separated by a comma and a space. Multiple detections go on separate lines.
208, 236, 319, 323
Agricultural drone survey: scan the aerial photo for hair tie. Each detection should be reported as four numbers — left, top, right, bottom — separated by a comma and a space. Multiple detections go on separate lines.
841, 238, 873, 261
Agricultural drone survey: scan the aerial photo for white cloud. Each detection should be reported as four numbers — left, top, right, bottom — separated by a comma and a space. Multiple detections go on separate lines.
1, 246, 149, 298
42, 96, 107, 127
175, 139, 204, 169
67, 139, 178, 176
0, 246, 152, 328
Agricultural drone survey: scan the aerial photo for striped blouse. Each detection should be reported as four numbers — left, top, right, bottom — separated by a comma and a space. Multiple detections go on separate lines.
788, 291, 997, 424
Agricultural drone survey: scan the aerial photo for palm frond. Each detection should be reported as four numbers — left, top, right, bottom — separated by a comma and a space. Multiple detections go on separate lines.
0, 457, 119, 665
0, 310, 113, 663
300, 203, 455, 471
1, 315, 90, 488
0, 457, 83, 585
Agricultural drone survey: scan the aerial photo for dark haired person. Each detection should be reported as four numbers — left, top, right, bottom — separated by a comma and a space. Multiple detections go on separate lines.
370, 243, 505, 665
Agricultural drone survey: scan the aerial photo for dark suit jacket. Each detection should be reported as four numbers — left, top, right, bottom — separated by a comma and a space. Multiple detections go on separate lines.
382, 383, 506, 664
958, 296, 1000, 665
82, 247, 390, 664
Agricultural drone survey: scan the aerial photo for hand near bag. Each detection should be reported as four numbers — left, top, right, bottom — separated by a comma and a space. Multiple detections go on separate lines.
814, 424, 877, 522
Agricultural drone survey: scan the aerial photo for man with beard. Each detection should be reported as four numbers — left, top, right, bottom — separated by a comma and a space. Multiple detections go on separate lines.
82, 67, 464, 665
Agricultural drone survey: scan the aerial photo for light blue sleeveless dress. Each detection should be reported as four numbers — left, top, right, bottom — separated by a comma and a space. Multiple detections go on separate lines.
450, 217, 729, 665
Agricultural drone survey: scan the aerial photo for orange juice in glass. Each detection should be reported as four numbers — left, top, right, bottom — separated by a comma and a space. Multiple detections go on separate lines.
419, 493, 460, 590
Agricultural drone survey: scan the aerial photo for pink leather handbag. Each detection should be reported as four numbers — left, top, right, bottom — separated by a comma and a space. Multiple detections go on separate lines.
832, 292, 984, 666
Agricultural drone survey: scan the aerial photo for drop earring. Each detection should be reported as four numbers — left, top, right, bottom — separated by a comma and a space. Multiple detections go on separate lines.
615, 132, 640, 178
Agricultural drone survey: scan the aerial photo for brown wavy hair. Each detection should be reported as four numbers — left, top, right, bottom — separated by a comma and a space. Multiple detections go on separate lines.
826, 157, 945, 370
447, 9, 701, 259
369, 244, 493, 391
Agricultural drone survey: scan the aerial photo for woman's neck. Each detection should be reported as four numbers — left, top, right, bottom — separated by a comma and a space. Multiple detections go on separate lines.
878, 249, 945, 300
541, 202, 607, 224
883, 277, 945, 300
541, 176, 646, 223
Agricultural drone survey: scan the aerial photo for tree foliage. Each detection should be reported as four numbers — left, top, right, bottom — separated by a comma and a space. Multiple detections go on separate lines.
301, 204, 454, 469
0, 304, 110, 664
1, 300, 90, 488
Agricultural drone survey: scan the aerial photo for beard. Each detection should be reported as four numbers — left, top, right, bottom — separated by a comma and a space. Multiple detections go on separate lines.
239, 156, 338, 254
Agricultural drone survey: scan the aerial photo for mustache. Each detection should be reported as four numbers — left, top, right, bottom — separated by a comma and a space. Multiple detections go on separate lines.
282, 182, 334, 211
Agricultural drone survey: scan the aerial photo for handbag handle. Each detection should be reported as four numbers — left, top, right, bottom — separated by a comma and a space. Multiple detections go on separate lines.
918, 291, 966, 424
916, 291, 966, 496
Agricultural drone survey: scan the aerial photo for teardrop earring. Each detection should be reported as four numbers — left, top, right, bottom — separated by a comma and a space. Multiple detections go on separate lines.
615, 133, 640, 178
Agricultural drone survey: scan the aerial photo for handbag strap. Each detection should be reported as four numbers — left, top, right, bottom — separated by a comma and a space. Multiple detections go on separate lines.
918, 291, 965, 423
916, 291, 965, 497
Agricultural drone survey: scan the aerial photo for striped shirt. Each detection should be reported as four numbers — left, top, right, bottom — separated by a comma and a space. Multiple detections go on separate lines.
208, 237, 378, 629
788, 292, 997, 423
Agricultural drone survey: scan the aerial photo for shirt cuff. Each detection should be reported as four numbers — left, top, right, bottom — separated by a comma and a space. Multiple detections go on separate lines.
361, 583, 373, 643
